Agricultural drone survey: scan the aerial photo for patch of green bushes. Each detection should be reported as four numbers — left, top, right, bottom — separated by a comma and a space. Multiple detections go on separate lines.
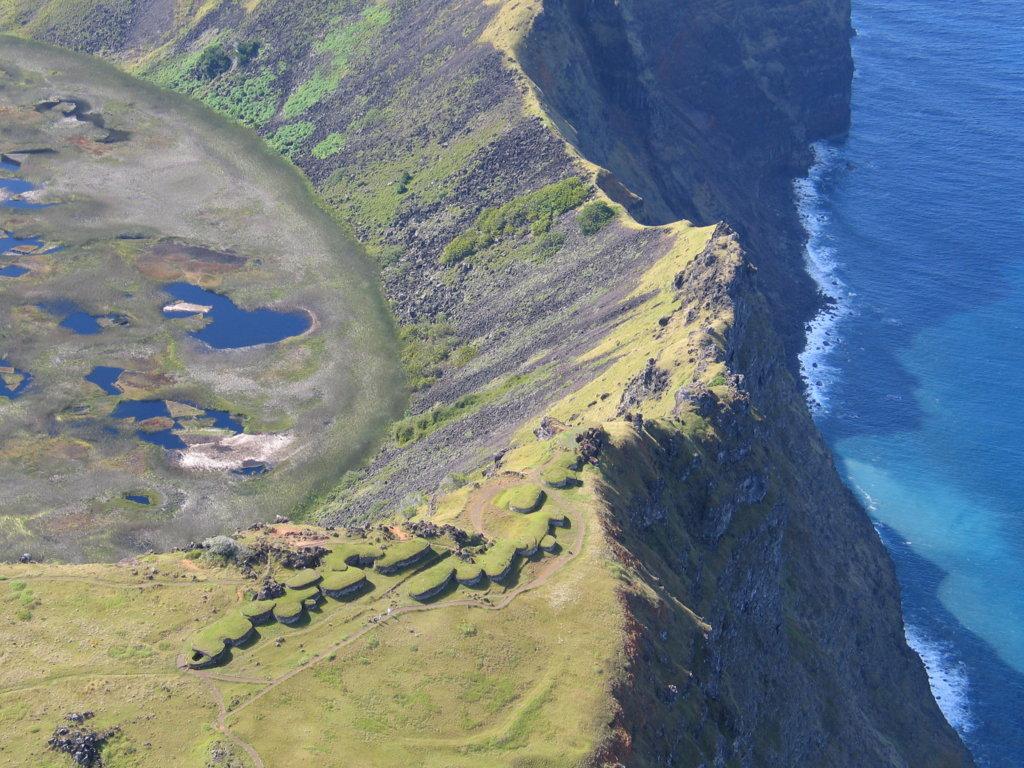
283, 70, 340, 119
204, 67, 281, 129
312, 132, 347, 159
577, 200, 616, 235
236, 40, 261, 67
392, 391, 486, 446
441, 177, 591, 265
398, 321, 459, 391
268, 121, 315, 158
316, 4, 393, 72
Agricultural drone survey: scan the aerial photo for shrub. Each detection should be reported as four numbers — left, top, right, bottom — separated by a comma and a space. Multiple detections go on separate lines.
236, 40, 261, 67
203, 535, 238, 558
577, 200, 616, 235
194, 44, 232, 80
204, 67, 281, 129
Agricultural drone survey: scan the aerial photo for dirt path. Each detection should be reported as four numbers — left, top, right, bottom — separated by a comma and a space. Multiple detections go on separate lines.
194, 670, 266, 768
182, 489, 587, 768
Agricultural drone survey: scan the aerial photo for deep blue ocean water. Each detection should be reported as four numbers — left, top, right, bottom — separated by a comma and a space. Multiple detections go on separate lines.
797, 1, 1024, 764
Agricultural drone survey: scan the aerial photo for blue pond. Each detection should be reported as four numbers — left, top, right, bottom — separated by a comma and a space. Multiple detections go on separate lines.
111, 399, 243, 451
0, 265, 29, 278
85, 366, 124, 395
162, 282, 311, 349
61, 311, 102, 335
1, 231, 43, 255
39, 301, 128, 335
0, 176, 48, 210
124, 494, 151, 505
0, 360, 31, 399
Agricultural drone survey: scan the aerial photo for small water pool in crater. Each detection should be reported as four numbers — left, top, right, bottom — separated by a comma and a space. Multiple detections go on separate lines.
39, 301, 129, 335
0, 360, 31, 399
0, 176, 49, 210
111, 398, 244, 451
1, 231, 44, 255
0, 265, 29, 277
162, 282, 311, 349
85, 365, 124, 395
124, 493, 151, 505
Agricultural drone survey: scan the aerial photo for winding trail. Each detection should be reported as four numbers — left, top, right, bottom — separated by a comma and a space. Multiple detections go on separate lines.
179, 483, 587, 768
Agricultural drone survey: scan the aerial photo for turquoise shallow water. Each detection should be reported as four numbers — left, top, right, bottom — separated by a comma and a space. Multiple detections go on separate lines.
797, 1, 1024, 764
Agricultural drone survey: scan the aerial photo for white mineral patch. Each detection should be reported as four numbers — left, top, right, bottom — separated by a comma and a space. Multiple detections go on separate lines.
175, 432, 294, 472
163, 300, 212, 315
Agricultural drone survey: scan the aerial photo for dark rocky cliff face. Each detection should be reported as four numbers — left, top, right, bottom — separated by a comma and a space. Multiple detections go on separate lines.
520, 0, 853, 361
594, 230, 972, 765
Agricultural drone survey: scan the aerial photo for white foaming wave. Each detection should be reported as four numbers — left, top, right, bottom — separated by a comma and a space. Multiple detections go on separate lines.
905, 623, 975, 736
795, 142, 851, 414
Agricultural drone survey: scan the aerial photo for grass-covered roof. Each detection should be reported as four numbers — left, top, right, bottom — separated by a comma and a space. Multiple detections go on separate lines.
497, 483, 546, 513
191, 612, 252, 657
283, 569, 322, 589
407, 562, 455, 599
321, 568, 367, 593
375, 538, 432, 571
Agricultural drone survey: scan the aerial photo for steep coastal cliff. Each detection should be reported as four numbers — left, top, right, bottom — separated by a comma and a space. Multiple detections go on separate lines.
0, 0, 974, 764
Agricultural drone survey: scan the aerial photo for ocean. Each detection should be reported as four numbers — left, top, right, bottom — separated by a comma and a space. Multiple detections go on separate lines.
796, 0, 1024, 764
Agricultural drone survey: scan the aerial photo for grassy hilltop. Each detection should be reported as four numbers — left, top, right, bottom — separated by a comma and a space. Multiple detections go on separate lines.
0, 1, 975, 767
